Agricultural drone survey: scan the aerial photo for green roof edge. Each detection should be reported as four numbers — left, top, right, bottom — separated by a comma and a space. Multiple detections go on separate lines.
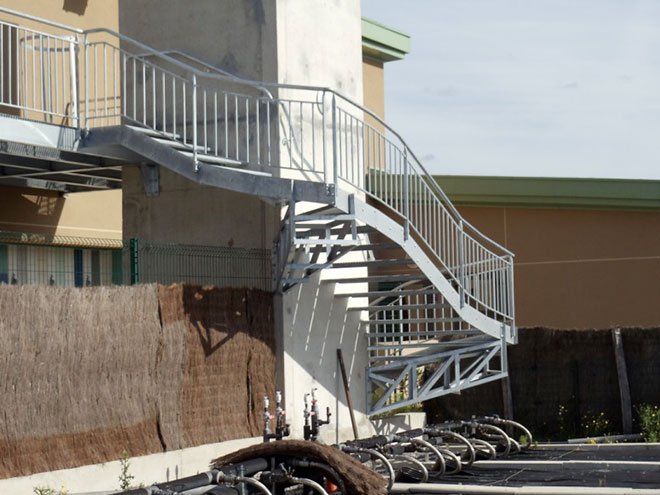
433, 175, 660, 211
361, 17, 410, 62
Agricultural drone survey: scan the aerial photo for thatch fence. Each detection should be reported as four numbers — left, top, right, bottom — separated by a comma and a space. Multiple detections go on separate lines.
0, 283, 275, 479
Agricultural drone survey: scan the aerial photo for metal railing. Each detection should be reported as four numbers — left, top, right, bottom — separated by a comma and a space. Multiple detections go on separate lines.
0, 7, 514, 327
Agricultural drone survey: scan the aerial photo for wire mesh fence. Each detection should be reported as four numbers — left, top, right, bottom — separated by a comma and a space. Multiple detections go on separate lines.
131, 239, 272, 291
0, 230, 272, 291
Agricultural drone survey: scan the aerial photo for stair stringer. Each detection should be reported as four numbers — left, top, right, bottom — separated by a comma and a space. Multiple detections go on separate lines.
80, 125, 334, 204
334, 188, 516, 345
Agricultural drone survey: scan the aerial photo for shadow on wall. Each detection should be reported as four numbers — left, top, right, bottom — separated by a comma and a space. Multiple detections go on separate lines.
62, 0, 88, 16
283, 269, 368, 439
0, 186, 65, 237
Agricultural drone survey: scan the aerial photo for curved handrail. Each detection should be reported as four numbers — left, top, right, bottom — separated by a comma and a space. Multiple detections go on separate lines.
141, 48, 512, 258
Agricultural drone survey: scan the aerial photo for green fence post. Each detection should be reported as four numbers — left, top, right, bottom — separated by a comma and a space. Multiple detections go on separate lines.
129, 238, 139, 285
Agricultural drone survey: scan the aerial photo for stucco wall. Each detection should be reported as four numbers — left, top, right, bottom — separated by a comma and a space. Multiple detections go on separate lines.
117, 0, 280, 249
275, 0, 373, 440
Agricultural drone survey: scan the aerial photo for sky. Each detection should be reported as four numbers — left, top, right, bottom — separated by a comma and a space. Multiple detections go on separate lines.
361, 0, 660, 179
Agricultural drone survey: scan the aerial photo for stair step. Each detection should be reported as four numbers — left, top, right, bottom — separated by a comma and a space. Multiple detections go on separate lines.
127, 124, 181, 139
177, 150, 245, 167
367, 341, 473, 352
285, 262, 331, 270
293, 213, 355, 222
331, 259, 414, 269
323, 274, 426, 284
337, 288, 441, 298
348, 303, 451, 312
349, 243, 400, 251
153, 137, 212, 152
295, 224, 373, 238
367, 329, 481, 339
362, 317, 463, 325
294, 238, 360, 246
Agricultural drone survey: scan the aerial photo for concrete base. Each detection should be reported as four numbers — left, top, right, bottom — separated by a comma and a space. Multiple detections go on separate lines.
372, 412, 427, 435
0, 437, 262, 494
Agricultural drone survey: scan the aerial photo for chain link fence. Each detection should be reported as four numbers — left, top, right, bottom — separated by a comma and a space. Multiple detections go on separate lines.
0, 230, 272, 291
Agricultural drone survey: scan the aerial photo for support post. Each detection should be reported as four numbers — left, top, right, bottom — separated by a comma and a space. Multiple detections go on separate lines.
129, 237, 139, 285
192, 74, 198, 170
69, 36, 79, 129
500, 332, 514, 421
612, 328, 632, 435
337, 349, 359, 440
403, 147, 409, 241
83, 35, 88, 130
331, 94, 338, 187
459, 220, 465, 308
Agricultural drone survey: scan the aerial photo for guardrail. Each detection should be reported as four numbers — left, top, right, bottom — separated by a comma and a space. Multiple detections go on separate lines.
0, 6, 514, 328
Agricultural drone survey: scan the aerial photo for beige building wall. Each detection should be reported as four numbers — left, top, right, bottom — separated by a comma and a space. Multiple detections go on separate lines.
457, 206, 660, 329
0, 1, 118, 31
362, 57, 385, 124
0, 185, 121, 239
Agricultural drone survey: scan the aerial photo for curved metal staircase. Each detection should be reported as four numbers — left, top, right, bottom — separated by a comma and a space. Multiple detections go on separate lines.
0, 7, 515, 416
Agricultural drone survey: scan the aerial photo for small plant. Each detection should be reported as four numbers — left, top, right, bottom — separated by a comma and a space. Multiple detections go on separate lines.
581, 411, 612, 438
118, 449, 136, 490
33, 486, 68, 495
557, 404, 574, 439
638, 404, 660, 442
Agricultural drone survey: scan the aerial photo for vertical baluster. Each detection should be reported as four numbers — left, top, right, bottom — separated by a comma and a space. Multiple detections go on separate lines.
151, 64, 155, 129
132, 57, 136, 121
214, 92, 218, 155
233, 95, 238, 160
203, 90, 207, 154
246, 97, 250, 163
172, 76, 176, 138
161, 71, 165, 133
256, 98, 260, 164
299, 101, 303, 170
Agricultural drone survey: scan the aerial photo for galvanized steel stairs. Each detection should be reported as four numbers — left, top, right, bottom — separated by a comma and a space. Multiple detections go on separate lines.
0, 6, 516, 416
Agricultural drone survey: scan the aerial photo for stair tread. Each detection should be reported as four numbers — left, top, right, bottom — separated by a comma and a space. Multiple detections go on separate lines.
324, 273, 427, 284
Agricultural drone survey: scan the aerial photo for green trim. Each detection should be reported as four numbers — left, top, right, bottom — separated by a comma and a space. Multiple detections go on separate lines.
361, 17, 410, 62
0, 244, 7, 284
112, 250, 123, 285
433, 176, 660, 211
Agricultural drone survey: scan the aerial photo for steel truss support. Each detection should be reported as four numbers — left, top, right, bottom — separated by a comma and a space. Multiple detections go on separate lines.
367, 339, 506, 416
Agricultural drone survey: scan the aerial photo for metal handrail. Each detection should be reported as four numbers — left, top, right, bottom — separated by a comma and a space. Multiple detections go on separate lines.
0, 6, 515, 324
134, 48, 512, 259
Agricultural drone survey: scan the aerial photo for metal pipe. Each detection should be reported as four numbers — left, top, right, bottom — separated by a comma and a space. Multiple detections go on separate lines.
411, 438, 445, 476
288, 476, 329, 495
437, 447, 462, 475
470, 438, 497, 460
216, 472, 272, 495
393, 453, 429, 483
390, 483, 660, 495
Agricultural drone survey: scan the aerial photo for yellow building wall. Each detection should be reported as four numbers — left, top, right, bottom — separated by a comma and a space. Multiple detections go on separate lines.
0, 1, 120, 125
0, 185, 122, 239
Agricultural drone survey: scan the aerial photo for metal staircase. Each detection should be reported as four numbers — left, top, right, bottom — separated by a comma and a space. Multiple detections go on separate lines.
0, 7, 515, 416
